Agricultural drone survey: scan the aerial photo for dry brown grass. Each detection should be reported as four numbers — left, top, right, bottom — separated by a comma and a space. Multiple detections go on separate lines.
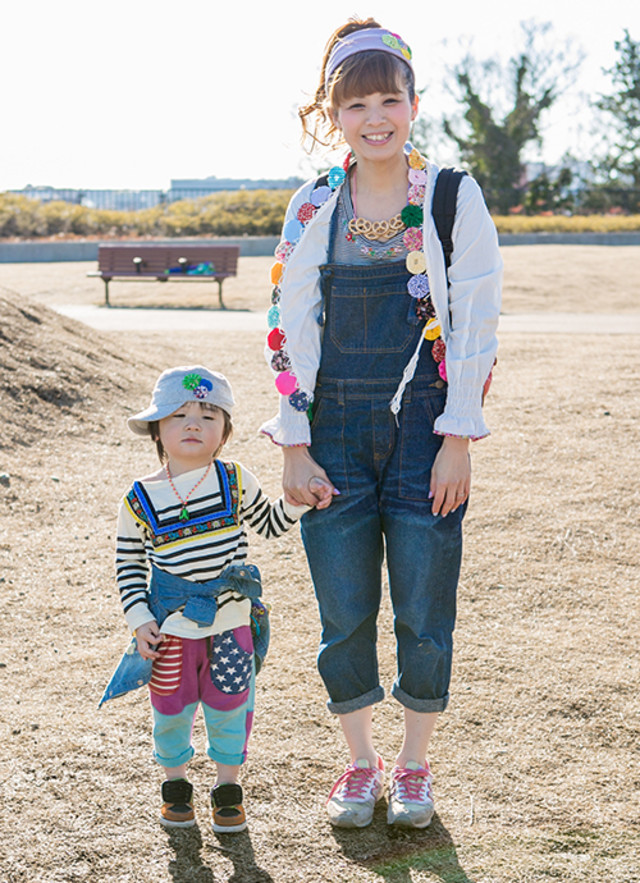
0, 249, 639, 882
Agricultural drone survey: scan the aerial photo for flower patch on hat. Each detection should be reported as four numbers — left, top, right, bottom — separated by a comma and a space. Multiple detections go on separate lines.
182, 373, 212, 399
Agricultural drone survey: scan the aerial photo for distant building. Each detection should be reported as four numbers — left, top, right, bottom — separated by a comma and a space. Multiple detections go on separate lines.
168, 176, 303, 202
7, 176, 303, 210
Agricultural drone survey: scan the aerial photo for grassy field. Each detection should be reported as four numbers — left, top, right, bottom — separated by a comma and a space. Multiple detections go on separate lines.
0, 249, 639, 882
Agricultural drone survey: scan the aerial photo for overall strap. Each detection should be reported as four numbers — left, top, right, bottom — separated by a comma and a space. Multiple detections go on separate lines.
431, 167, 468, 270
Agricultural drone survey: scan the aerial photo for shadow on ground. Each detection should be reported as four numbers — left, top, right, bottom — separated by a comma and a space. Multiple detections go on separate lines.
331, 807, 476, 883
167, 826, 274, 883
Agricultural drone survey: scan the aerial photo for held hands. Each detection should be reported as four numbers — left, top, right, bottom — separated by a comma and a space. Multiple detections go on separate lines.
282, 446, 338, 510
429, 436, 471, 517
135, 620, 163, 660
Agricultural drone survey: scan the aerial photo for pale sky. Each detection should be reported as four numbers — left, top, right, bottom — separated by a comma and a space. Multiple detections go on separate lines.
0, 0, 636, 192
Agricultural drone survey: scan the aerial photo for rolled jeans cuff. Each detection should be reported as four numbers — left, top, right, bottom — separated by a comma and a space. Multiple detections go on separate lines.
327, 685, 385, 716
392, 683, 449, 713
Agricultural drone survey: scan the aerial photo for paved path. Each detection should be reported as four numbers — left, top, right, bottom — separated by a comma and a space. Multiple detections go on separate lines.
53, 304, 640, 334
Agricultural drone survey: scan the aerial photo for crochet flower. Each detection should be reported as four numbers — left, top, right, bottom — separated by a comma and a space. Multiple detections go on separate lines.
407, 274, 429, 299
409, 168, 428, 185
438, 360, 447, 382
415, 297, 436, 320
431, 338, 446, 363
408, 149, 426, 170
289, 390, 311, 412
328, 166, 346, 189
408, 184, 426, 205
267, 305, 281, 328
271, 350, 291, 372
182, 373, 202, 391
267, 328, 286, 351
403, 226, 423, 251
297, 202, 316, 224
275, 240, 295, 263
401, 204, 424, 227
311, 185, 332, 207
275, 371, 298, 396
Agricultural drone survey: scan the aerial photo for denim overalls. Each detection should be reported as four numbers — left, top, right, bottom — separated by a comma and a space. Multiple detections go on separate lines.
300, 219, 466, 715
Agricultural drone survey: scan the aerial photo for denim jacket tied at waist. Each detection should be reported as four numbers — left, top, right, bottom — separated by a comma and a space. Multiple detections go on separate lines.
99, 563, 263, 707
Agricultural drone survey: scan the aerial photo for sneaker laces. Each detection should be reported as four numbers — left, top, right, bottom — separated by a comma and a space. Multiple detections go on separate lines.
328, 762, 381, 803
392, 765, 432, 802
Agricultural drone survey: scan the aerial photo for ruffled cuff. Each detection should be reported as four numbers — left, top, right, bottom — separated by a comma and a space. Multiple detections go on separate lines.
259, 408, 311, 447
433, 384, 490, 441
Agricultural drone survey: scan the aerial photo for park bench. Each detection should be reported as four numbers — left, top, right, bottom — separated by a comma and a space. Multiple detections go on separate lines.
88, 243, 240, 308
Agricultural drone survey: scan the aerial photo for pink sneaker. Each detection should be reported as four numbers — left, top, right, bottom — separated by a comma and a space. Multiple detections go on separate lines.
326, 757, 385, 828
387, 761, 434, 828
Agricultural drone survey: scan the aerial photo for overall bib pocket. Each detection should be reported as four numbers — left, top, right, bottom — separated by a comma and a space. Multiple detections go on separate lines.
327, 284, 417, 354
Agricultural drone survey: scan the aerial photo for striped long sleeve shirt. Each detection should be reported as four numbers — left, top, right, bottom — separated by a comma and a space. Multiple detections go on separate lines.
115, 459, 307, 637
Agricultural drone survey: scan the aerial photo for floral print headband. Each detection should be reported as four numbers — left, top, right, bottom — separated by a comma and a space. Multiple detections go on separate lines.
325, 28, 413, 92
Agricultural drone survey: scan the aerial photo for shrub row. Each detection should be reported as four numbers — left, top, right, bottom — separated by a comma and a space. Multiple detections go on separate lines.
2, 191, 640, 239
0, 191, 294, 239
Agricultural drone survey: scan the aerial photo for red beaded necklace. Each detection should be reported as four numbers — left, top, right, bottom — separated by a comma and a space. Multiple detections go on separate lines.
165, 461, 212, 521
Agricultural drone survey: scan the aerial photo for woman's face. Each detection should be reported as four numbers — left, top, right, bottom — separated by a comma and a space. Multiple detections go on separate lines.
331, 86, 418, 163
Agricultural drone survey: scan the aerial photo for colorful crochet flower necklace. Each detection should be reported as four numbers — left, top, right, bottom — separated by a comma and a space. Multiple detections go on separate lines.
266, 142, 447, 418
165, 461, 212, 521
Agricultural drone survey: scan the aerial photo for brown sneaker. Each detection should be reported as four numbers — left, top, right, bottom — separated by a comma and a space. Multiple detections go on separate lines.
160, 778, 195, 828
210, 783, 247, 833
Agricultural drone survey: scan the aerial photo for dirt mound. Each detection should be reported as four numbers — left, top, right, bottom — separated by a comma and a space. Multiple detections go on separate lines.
0, 287, 156, 450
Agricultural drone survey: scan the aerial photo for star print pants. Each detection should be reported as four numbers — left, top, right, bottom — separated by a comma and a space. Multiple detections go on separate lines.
148, 628, 255, 768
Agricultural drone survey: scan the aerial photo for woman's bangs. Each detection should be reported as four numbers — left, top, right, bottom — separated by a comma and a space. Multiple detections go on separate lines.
331, 52, 407, 104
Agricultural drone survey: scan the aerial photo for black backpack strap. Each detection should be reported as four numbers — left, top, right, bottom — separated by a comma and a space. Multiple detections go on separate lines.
431, 167, 467, 270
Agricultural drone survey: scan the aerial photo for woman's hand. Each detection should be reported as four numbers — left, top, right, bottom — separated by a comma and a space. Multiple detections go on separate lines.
429, 436, 470, 517
282, 446, 337, 510
135, 620, 163, 660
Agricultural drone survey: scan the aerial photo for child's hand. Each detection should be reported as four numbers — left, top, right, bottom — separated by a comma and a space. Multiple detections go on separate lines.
135, 621, 163, 660
283, 446, 339, 509
308, 476, 336, 510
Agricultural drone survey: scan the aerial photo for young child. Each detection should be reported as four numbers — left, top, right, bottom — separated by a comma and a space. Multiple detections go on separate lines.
261, 19, 502, 828
102, 365, 308, 832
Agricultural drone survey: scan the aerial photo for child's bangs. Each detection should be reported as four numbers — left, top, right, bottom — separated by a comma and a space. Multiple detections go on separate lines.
331, 51, 410, 105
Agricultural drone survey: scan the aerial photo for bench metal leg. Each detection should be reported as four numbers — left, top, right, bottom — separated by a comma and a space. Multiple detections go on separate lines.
104, 278, 110, 307
217, 280, 226, 310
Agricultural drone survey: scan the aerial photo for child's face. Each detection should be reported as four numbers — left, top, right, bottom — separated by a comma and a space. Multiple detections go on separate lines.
331, 87, 418, 164
158, 401, 227, 470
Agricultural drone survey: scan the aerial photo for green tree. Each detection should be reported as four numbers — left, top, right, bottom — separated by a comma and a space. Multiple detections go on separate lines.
442, 21, 582, 213
596, 29, 640, 209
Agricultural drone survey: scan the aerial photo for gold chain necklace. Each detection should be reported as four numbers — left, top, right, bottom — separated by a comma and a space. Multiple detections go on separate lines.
165, 461, 212, 521
347, 168, 406, 241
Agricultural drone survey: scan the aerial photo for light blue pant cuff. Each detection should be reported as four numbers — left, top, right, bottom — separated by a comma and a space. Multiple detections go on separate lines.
153, 745, 195, 768
207, 747, 247, 766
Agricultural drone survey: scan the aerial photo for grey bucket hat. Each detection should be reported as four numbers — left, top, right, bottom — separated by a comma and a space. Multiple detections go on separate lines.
127, 365, 235, 436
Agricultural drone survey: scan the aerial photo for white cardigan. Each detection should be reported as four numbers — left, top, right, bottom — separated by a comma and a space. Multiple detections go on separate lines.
260, 161, 503, 446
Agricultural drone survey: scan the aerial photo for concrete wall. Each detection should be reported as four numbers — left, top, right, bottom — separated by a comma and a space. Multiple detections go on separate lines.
0, 233, 639, 263
0, 237, 281, 263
